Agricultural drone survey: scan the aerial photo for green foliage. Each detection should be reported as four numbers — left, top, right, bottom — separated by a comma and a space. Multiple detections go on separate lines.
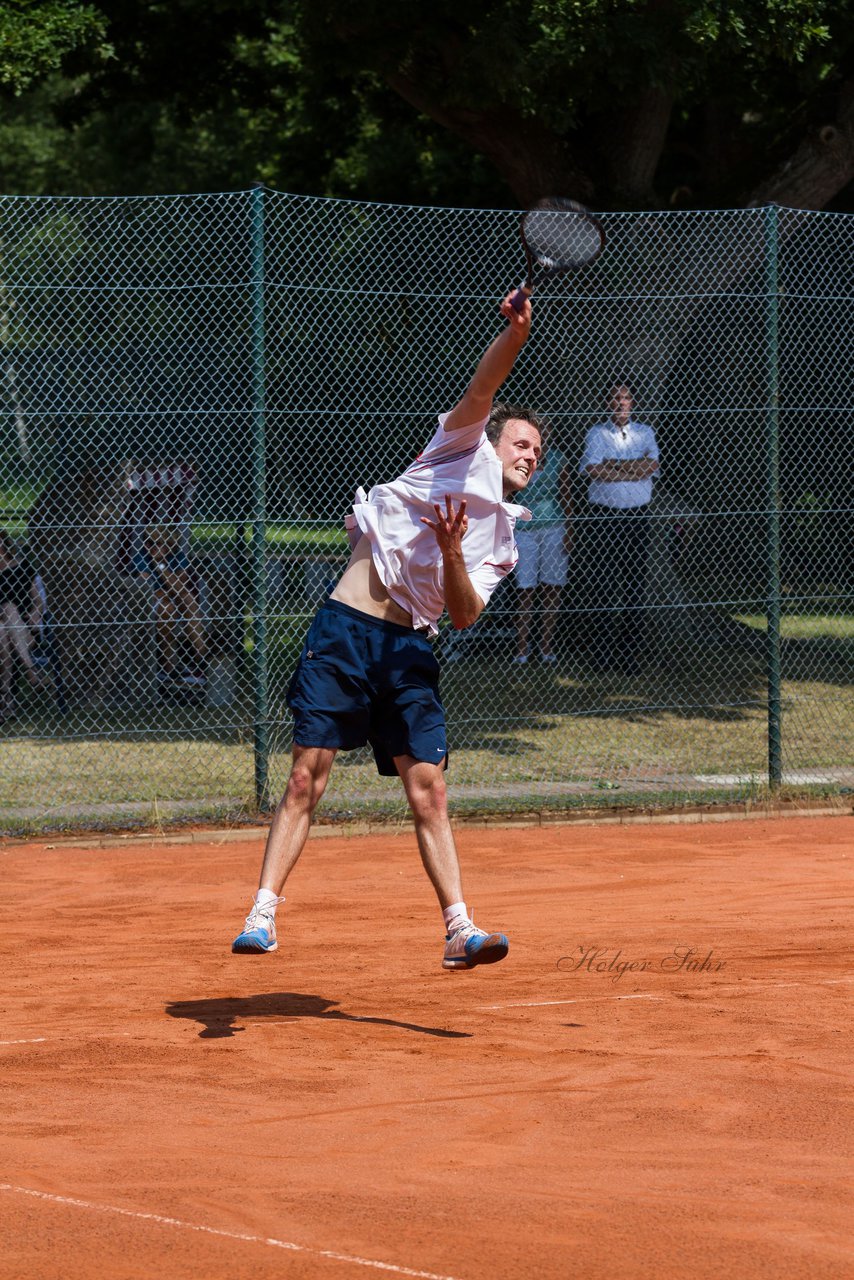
0, 0, 853, 206
244, 0, 854, 206
0, 0, 109, 94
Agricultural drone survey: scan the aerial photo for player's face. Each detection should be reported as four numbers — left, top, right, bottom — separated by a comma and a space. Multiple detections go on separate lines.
609, 386, 632, 428
493, 419, 542, 495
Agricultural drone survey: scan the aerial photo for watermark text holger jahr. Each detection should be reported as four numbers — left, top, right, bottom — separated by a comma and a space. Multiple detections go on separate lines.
557, 945, 727, 983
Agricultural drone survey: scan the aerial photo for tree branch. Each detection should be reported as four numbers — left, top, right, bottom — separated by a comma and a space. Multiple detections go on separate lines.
384, 68, 594, 205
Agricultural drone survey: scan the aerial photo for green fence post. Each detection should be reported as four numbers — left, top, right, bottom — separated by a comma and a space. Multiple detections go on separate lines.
764, 203, 783, 790
250, 184, 270, 809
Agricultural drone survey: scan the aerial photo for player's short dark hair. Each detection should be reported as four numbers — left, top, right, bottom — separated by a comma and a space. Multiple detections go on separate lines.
485, 403, 545, 446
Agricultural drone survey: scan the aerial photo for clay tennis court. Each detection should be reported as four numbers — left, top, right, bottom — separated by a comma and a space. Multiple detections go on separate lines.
2, 812, 852, 1279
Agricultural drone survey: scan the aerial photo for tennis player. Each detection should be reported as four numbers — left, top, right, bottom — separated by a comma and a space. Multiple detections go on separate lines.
232, 290, 541, 970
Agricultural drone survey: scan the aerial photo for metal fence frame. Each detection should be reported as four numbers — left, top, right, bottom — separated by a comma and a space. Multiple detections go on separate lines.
0, 188, 851, 832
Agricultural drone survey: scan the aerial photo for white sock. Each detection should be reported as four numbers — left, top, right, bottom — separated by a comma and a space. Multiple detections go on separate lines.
443, 902, 469, 934
255, 887, 282, 913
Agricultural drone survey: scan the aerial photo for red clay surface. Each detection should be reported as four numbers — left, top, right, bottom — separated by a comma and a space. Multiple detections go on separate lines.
1, 815, 852, 1280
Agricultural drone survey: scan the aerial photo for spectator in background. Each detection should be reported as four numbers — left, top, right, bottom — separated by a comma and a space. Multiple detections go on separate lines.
579, 383, 659, 674
133, 524, 207, 681
0, 531, 45, 717
513, 429, 573, 665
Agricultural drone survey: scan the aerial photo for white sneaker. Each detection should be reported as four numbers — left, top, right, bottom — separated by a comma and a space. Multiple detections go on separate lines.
442, 917, 509, 970
231, 897, 285, 954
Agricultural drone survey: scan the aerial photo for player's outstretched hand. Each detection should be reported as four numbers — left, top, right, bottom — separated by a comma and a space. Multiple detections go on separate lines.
422, 495, 469, 555
500, 289, 532, 337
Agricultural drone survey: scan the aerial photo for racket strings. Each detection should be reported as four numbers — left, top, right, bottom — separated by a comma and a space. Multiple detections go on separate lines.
524, 210, 603, 269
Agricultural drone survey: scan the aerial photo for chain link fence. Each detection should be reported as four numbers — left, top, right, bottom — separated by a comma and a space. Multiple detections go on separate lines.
0, 188, 851, 833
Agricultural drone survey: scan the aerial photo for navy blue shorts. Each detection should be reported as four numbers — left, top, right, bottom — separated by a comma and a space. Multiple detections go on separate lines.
286, 598, 448, 776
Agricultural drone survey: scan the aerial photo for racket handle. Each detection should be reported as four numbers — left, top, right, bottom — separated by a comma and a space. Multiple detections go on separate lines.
509, 285, 531, 313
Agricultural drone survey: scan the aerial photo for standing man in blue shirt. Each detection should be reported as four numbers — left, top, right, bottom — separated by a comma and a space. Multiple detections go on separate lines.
579, 383, 660, 674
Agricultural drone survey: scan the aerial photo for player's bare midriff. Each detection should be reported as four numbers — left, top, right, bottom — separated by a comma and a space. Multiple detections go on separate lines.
329, 534, 415, 628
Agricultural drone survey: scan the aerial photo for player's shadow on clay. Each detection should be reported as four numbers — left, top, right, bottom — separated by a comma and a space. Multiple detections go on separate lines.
165, 993, 472, 1040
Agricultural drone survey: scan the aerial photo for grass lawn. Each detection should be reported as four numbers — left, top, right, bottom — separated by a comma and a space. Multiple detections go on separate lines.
735, 613, 854, 639
1, 591, 850, 835
1, 662, 850, 835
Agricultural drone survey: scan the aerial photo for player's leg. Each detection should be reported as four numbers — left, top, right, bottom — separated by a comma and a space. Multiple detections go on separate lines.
394, 755, 462, 905
232, 744, 337, 953
235, 599, 378, 953
259, 744, 337, 890
394, 754, 508, 971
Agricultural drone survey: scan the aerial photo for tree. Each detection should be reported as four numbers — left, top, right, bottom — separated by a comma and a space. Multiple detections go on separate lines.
0, 0, 109, 94
4, 2, 854, 208
285, 0, 854, 209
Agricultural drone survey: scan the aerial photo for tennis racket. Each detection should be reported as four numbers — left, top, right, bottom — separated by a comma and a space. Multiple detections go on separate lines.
510, 197, 605, 312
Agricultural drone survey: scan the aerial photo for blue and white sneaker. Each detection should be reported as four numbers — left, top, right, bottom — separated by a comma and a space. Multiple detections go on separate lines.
442, 917, 509, 970
231, 897, 284, 954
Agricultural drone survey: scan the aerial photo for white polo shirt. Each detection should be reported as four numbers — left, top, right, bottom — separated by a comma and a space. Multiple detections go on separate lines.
348, 412, 531, 636
579, 420, 660, 509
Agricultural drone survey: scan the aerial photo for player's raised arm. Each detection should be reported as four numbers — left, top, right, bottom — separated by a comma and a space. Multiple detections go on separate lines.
443, 291, 532, 433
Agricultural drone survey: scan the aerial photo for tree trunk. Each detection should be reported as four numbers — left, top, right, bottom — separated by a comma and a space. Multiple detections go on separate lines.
746, 80, 854, 209
385, 69, 594, 206
595, 86, 675, 206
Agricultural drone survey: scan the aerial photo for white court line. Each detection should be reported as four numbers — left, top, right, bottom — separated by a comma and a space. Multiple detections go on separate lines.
0, 1033, 131, 1047
476, 994, 664, 1010
0, 1184, 461, 1280
5, 977, 850, 1047
733, 976, 854, 992
477, 976, 854, 1011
